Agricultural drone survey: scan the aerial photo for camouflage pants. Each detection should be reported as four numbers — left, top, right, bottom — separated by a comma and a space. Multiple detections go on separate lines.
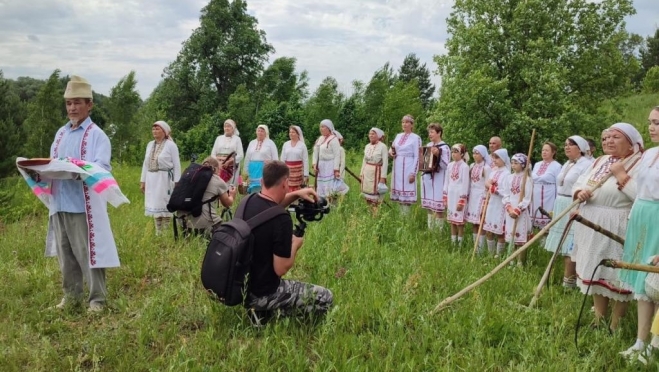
247, 279, 333, 316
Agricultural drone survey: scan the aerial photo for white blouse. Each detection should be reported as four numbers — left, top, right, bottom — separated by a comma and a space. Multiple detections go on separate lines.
312, 135, 341, 170
211, 135, 244, 164
636, 147, 659, 201
556, 156, 593, 196
243, 138, 278, 174
280, 140, 310, 176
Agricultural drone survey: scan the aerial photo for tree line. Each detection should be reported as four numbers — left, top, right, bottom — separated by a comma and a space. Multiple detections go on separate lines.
1, 0, 659, 179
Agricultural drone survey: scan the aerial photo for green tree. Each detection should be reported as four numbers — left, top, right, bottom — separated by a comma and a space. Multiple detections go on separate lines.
643, 66, 659, 93
0, 71, 24, 177
381, 80, 425, 140
23, 70, 66, 158
337, 80, 367, 150
641, 28, 659, 74
434, 0, 636, 154
106, 71, 142, 162
398, 53, 435, 109
160, 0, 274, 131
304, 77, 344, 137
362, 63, 397, 132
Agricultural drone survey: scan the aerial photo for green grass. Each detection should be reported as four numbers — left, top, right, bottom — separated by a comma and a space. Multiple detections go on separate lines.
1, 161, 654, 372
3, 95, 659, 371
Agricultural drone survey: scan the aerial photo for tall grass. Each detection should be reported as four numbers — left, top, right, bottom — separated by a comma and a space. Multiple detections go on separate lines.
0, 159, 650, 371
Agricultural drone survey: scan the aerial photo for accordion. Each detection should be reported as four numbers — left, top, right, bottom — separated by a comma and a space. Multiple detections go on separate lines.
419, 146, 441, 173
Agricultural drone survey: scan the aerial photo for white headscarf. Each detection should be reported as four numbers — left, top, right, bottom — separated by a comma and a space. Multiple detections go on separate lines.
371, 127, 385, 140
224, 119, 239, 137
153, 121, 171, 137
609, 122, 644, 153
568, 135, 589, 155
257, 124, 270, 139
292, 125, 304, 144
473, 145, 489, 165
493, 148, 511, 170
320, 119, 335, 133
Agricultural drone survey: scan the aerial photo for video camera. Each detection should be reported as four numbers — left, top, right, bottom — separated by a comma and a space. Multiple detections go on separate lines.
289, 197, 330, 237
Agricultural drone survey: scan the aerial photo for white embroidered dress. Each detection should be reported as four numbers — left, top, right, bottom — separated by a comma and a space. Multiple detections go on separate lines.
501, 172, 534, 243
312, 135, 342, 197
571, 154, 642, 301
443, 160, 470, 224
140, 139, 181, 217
421, 141, 450, 212
531, 160, 562, 228
483, 167, 509, 235
211, 134, 244, 185
391, 132, 422, 204
360, 142, 389, 202
465, 161, 491, 224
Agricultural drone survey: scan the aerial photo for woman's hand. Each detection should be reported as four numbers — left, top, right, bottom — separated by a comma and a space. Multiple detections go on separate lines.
576, 190, 592, 202
334, 170, 341, 179
431, 146, 439, 156
379, 178, 386, 184
408, 174, 415, 184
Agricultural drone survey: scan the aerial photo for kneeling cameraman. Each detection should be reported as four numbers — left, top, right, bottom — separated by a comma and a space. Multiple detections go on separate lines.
244, 160, 333, 325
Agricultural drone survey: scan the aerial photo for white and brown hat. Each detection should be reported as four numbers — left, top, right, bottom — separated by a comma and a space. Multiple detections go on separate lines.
63, 75, 93, 99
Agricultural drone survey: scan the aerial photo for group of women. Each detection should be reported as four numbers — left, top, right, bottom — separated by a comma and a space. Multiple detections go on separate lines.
138, 108, 659, 364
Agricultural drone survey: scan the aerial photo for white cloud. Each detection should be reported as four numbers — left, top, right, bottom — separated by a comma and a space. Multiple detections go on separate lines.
0, 0, 655, 99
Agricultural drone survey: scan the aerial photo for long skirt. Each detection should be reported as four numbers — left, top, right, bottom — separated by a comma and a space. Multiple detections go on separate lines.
483, 194, 505, 235
144, 169, 174, 217
544, 195, 575, 255
247, 160, 264, 194
391, 155, 417, 204
316, 159, 335, 198
361, 162, 383, 204
619, 199, 659, 301
572, 204, 632, 302
286, 161, 304, 192
421, 171, 444, 212
504, 210, 531, 244
532, 183, 557, 228
465, 188, 486, 224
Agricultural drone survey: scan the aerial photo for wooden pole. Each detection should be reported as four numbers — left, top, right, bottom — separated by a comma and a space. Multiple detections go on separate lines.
528, 215, 577, 308
574, 215, 625, 245
471, 192, 491, 261
507, 129, 536, 256
430, 155, 629, 314
601, 260, 659, 274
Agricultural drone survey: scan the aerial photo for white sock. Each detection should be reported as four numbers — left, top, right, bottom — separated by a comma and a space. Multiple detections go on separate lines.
457, 236, 463, 244
427, 215, 433, 229
487, 240, 495, 254
479, 235, 486, 248
634, 338, 646, 350
451, 235, 457, 243
496, 242, 505, 255
436, 218, 445, 230
400, 205, 410, 215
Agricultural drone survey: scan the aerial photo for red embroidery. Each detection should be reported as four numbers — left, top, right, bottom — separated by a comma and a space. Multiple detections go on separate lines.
537, 161, 549, 176
450, 162, 460, 181
471, 164, 482, 182
511, 174, 522, 194
397, 133, 411, 146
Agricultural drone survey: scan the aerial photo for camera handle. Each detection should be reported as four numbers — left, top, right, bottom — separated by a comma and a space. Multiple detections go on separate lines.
293, 220, 307, 238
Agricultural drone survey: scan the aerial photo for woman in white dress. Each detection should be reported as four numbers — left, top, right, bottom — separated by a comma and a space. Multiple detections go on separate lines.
483, 149, 510, 256
466, 145, 491, 251
544, 136, 592, 288
312, 119, 342, 198
332, 130, 349, 198
443, 144, 470, 244
618, 107, 659, 359
360, 127, 389, 213
531, 142, 562, 229
420, 123, 450, 230
571, 122, 644, 331
210, 119, 244, 185
140, 121, 182, 235
243, 124, 278, 194
389, 115, 423, 215
280, 125, 309, 192
501, 153, 533, 265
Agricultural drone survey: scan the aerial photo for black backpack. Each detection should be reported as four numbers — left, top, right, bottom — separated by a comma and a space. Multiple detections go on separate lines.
200, 194, 288, 306
167, 163, 216, 217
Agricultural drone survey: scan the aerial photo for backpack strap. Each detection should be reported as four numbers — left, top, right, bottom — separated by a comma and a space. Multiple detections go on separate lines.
234, 193, 288, 228
235, 193, 258, 219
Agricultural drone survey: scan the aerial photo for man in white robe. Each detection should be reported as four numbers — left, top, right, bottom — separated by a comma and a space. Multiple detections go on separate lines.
48, 76, 120, 312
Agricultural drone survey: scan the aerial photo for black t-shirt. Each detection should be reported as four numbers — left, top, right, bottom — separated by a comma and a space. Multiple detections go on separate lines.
243, 195, 293, 297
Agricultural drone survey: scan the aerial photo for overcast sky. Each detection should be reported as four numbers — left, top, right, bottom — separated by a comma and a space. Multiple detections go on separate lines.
0, 0, 656, 99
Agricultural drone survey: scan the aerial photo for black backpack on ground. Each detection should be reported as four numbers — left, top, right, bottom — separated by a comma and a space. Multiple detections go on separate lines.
200, 193, 288, 306
167, 163, 217, 217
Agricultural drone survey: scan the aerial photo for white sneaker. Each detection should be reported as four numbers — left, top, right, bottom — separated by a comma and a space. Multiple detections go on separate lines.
88, 302, 104, 313
53, 298, 67, 309
620, 343, 644, 358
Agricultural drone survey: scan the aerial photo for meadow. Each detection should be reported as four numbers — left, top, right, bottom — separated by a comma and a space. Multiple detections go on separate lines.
1, 95, 657, 371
